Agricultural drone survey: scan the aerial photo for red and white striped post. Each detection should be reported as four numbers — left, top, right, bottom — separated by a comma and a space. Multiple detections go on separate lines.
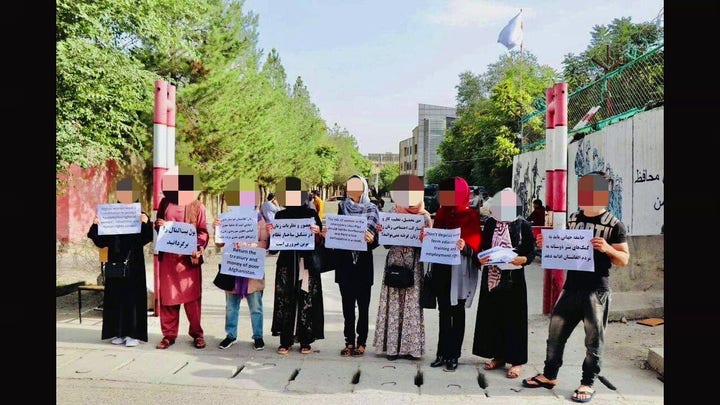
152, 80, 175, 316
542, 82, 568, 316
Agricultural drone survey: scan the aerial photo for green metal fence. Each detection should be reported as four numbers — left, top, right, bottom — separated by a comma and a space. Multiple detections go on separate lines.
521, 43, 664, 151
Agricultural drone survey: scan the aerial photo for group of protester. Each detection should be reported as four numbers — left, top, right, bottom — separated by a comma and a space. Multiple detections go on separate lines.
88, 170, 628, 404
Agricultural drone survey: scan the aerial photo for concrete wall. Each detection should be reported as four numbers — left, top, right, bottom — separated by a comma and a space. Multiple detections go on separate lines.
513, 107, 664, 293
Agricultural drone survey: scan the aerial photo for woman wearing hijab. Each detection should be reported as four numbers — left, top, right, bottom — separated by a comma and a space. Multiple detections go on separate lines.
373, 175, 432, 361
330, 174, 381, 357
472, 187, 536, 379
428, 176, 481, 372
268, 177, 325, 355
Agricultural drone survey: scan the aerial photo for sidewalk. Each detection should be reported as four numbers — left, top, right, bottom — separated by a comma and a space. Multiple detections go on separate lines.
57, 247, 664, 404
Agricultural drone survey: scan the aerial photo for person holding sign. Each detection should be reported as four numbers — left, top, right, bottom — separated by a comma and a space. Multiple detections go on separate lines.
373, 174, 431, 361
426, 177, 481, 372
472, 188, 536, 379
522, 172, 629, 404
329, 174, 380, 357
86, 178, 153, 347
267, 177, 325, 355
213, 178, 268, 351
154, 166, 209, 350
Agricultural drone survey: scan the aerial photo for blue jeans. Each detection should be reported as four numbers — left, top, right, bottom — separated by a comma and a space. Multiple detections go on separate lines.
542, 289, 610, 387
225, 290, 263, 340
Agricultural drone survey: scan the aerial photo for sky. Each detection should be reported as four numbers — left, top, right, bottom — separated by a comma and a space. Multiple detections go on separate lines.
241, 0, 664, 155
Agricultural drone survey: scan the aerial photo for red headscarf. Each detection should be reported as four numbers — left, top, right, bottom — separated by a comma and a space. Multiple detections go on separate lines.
433, 177, 481, 255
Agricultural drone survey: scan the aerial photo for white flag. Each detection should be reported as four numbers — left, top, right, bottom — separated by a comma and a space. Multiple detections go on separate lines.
498, 10, 523, 50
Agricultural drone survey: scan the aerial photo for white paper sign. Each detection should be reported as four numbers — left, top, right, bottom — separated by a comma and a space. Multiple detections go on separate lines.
269, 218, 315, 251
155, 221, 197, 255
217, 209, 258, 244
97, 203, 141, 235
220, 246, 266, 279
477, 246, 519, 267
540, 229, 595, 271
324, 214, 368, 251
420, 228, 461, 265
378, 213, 424, 247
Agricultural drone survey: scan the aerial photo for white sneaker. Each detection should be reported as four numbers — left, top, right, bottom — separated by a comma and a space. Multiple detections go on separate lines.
125, 337, 139, 347
111, 337, 125, 345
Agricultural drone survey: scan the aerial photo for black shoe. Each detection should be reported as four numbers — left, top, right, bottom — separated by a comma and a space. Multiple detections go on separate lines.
218, 337, 236, 350
387, 354, 400, 361
444, 358, 458, 372
253, 338, 265, 351
430, 356, 445, 367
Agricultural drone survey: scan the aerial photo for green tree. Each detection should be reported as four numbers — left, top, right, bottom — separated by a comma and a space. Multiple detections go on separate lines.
378, 163, 400, 194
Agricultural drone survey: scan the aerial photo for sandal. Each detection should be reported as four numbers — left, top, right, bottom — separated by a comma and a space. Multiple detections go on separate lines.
352, 344, 366, 357
522, 374, 557, 389
484, 359, 506, 370
156, 338, 175, 350
300, 345, 312, 354
340, 343, 355, 357
571, 388, 596, 403
277, 345, 291, 355
193, 337, 206, 349
506, 365, 523, 379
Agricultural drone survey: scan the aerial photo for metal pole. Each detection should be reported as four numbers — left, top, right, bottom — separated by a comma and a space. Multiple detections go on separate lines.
541, 83, 568, 316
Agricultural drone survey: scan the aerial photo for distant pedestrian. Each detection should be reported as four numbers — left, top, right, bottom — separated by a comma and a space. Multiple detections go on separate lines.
527, 198, 546, 226
522, 172, 630, 403
260, 193, 280, 223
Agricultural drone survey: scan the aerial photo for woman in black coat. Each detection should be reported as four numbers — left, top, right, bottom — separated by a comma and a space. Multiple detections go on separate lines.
87, 209, 153, 347
472, 188, 536, 379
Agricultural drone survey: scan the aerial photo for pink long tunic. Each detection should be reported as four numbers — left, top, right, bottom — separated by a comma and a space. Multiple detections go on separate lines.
158, 203, 209, 306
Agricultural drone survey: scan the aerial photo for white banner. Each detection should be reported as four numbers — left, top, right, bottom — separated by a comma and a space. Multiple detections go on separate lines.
216, 209, 258, 244
540, 229, 595, 271
269, 218, 315, 251
324, 214, 368, 251
378, 212, 424, 247
155, 221, 197, 255
420, 228, 461, 265
220, 246, 266, 279
97, 203, 141, 235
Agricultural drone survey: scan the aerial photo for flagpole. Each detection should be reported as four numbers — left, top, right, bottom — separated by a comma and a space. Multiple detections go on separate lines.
518, 9, 524, 150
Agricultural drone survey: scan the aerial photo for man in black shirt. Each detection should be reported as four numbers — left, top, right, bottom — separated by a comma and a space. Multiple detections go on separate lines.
521, 172, 630, 403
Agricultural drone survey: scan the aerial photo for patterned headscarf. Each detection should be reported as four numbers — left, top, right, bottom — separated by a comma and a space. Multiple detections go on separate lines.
487, 221, 513, 291
340, 174, 380, 232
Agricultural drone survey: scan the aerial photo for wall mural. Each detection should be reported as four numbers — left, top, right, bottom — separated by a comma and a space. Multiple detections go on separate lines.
513, 157, 543, 219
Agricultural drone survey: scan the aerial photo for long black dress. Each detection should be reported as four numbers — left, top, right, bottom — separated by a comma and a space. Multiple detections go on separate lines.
87, 219, 154, 341
270, 206, 325, 347
471, 217, 536, 365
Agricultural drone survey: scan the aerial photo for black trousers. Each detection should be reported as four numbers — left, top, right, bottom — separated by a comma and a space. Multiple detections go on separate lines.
433, 266, 466, 358
339, 283, 372, 346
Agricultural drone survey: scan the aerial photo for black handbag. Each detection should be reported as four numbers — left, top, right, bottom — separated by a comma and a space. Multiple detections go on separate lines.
419, 265, 436, 309
311, 235, 335, 274
105, 250, 131, 279
213, 264, 237, 291
383, 249, 416, 289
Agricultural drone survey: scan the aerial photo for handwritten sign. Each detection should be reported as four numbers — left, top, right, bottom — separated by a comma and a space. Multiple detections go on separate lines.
97, 203, 141, 235
540, 229, 595, 271
216, 209, 258, 244
269, 218, 315, 251
220, 246, 266, 279
420, 228, 461, 265
155, 221, 197, 255
378, 213, 424, 247
324, 214, 368, 251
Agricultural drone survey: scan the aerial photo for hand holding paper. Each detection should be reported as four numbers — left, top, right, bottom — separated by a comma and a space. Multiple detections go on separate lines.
477, 246, 518, 265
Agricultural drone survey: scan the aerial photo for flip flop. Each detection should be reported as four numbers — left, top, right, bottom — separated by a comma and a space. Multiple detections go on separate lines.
506, 365, 522, 379
521, 374, 557, 389
571, 389, 596, 403
484, 359, 506, 370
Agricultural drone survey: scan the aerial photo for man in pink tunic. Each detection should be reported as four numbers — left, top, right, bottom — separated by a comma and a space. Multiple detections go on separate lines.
154, 169, 209, 349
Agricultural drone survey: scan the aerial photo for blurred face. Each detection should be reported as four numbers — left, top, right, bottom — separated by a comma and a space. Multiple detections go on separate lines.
389, 174, 424, 207
162, 166, 201, 206
223, 178, 258, 208
115, 177, 141, 204
578, 173, 610, 211
489, 189, 521, 222
275, 176, 306, 207
347, 177, 365, 202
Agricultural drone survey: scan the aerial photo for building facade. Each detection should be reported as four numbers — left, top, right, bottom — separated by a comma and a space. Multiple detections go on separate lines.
398, 103, 456, 179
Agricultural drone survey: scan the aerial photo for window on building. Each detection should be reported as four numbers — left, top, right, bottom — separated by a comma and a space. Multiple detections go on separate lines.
414, 144, 417, 154
413, 160, 417, 170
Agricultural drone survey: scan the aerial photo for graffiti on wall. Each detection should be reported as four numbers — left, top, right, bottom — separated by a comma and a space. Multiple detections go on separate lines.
573, 137, 624, 221
513, 157, 543, 219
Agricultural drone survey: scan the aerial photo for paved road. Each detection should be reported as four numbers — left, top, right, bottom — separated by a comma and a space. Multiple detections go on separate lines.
57, 242, 663, 404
